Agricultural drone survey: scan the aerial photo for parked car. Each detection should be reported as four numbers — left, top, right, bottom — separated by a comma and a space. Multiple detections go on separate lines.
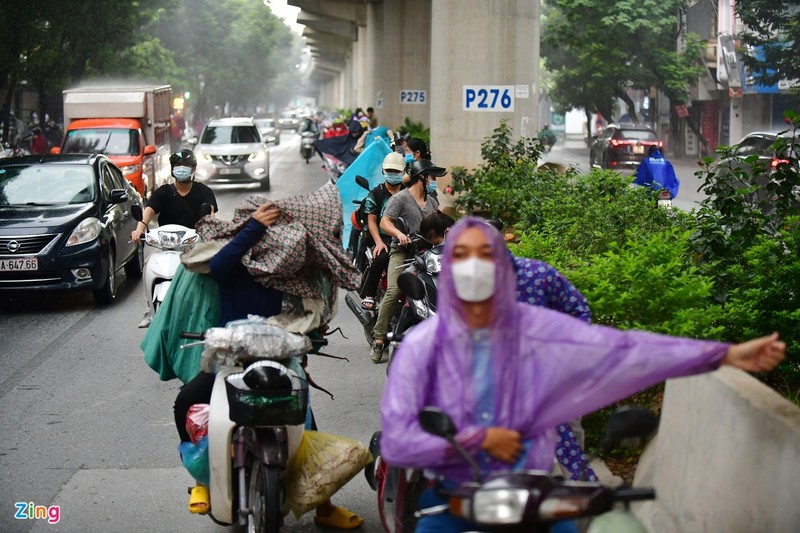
0, 154, 144, 304
190, 117, 270, 190
590, 124, 663, 170
277, 110, 300, 131
254, 117, 280, 145
711, 130, 799, 209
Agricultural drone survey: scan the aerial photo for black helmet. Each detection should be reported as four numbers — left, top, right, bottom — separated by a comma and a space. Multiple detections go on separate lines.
169, 148, 197, 168
410, 159, 447, 179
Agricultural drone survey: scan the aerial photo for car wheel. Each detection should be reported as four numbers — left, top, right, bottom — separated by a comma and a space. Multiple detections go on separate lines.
93, 250, 117, 305
124, 242, 144, 279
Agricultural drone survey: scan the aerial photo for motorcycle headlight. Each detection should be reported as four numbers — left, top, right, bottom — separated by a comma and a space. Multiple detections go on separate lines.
472, 488, 529, 525
249, 150, 267, 162
159, 231, 186, 248
424, 253, 442, 274
66, 217, 101, 247
410, 298, 431, 319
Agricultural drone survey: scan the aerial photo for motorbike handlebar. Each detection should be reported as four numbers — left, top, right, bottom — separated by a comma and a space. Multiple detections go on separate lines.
180, 331, 205, 340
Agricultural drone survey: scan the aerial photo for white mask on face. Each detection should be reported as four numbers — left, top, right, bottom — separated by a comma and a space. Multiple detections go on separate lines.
451, 257, 496, 302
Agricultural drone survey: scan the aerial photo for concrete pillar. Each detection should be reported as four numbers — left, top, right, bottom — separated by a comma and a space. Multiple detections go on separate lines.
380, 0, 431, 131
365, 1, 383, 115
430, 0, 541, 200
355, 23, 369, 108
343, 52, 354, 109
729, 96, 743, 145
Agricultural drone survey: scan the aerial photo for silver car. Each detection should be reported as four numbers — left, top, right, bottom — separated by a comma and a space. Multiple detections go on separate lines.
191, 117, 270, 190
255, 117, 280, 145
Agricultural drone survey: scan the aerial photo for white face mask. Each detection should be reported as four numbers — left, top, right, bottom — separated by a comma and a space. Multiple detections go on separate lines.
451, 257, 496, 302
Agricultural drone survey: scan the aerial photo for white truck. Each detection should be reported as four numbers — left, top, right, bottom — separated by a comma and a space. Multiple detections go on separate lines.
54, 84, 172, 197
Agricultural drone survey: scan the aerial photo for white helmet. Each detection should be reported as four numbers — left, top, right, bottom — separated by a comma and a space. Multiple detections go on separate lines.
382, 152, 405, 172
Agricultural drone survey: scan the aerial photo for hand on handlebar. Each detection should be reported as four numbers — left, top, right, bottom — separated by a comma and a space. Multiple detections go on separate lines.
396, 232, 411, 246
130, 228, 144, 243
482, 427, 524, 464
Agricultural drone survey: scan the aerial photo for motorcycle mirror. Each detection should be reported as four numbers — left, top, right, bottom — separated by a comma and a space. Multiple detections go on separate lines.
355, 174, 370, 190
131, 204, 143, 222
395, 217, 409, 235
419, 407, 483, 482
598, 405, 658, 454
419, 407, 457, 438
398, 272, 425, 300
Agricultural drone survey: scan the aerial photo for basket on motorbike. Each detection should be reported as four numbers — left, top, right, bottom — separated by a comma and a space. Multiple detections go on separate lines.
225, 360, 309, 426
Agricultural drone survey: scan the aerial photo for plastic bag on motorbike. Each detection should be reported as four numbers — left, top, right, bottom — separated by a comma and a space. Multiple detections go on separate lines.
285, 431, 372, 517
178, 436, 209, 486
186, 403, 210, 445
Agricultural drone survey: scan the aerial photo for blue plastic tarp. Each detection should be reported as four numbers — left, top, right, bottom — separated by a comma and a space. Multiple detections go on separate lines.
335, 136, 392, 248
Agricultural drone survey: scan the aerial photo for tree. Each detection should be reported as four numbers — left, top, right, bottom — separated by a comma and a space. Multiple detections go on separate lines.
736, 0, 800, 86
542, 0, 703, 130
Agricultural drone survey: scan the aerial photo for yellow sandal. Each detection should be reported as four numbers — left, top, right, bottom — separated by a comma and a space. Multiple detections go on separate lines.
314, 506, 364, 529
188, 484, 210, 515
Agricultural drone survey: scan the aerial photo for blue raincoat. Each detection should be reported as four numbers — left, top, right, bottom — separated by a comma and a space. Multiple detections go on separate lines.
634, 149, 680, 198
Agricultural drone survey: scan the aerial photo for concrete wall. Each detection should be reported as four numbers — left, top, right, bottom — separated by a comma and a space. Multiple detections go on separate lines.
632, 366, 800, 532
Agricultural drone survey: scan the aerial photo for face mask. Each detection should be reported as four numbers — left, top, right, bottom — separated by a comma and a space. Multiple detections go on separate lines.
404, 153, 415, 164
173, 166, 193, 182
384, 172, 403, 185
451, 257, 496, 302
426, 179, 438, 194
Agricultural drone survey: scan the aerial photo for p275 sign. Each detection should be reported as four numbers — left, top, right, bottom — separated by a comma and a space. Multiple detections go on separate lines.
400, 90, 426, 104
463, 85, 514, 112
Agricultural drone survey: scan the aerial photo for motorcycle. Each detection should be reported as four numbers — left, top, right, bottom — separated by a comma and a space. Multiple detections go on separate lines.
179, 320, 326, 533
414, 406, 656, 533
656, 188, 673, 208
344, 218, 431, 347
300, 131, 318, 164
131, 204, 206, 315
384, 249, 442, 371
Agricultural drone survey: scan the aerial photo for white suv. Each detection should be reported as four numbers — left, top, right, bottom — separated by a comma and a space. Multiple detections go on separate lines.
191, 117, 270, 190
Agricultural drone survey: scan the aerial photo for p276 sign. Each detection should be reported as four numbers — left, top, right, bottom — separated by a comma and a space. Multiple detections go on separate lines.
463, 85, 514, 112
400, 90, 426, 104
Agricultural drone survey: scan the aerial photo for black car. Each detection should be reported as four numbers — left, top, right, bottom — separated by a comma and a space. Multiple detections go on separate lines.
590, 124, 663, 170
0, 154, 144, 304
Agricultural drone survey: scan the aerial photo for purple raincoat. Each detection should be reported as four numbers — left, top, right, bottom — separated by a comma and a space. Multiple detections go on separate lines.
380, 217, 729, 484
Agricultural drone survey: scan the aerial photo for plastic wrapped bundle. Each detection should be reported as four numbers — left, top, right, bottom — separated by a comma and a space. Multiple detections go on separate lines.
200, 317, 312, 373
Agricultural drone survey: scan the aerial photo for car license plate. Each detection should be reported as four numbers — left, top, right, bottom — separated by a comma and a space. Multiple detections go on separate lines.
219, 168, 242, 175
633, 145, 645, 154
0, 257, 39, 271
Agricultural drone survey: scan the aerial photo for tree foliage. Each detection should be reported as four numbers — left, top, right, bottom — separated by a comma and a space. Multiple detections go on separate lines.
541, 0, 703, 122
0, 0, 303, 140
736, 0, 800, 86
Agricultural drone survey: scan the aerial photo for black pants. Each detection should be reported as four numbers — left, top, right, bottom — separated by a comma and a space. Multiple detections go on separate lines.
362, 247, 390, 298
174, 371, 215, 443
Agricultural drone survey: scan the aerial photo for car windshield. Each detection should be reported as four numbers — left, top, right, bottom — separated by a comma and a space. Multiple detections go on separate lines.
201, 125, 260, 144
0, 164, 96, 206
62, 128, 140, 156
619, 129, 659, 141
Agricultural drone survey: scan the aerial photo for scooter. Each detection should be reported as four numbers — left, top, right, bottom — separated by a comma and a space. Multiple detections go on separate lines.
180, 319, 326, 533
656, 189, 673, 208
131, 204, 204, 315
300, 131, 317, 164
415, 406, 656, 533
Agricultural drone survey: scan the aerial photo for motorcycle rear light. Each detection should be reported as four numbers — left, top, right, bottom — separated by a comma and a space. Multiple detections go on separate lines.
657, 140, 664, 148
771, 158, 790, 168
538, 496, 590, 519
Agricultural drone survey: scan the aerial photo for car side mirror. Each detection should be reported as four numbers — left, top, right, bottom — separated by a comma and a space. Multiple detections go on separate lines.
108, 189, 128, 204
187, 137, 198, 146
50, 146, 61, 155
144, 145, 157, 156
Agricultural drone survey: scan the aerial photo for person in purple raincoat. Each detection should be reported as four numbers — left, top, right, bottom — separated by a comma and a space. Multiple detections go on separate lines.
380, 216, 786, 533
